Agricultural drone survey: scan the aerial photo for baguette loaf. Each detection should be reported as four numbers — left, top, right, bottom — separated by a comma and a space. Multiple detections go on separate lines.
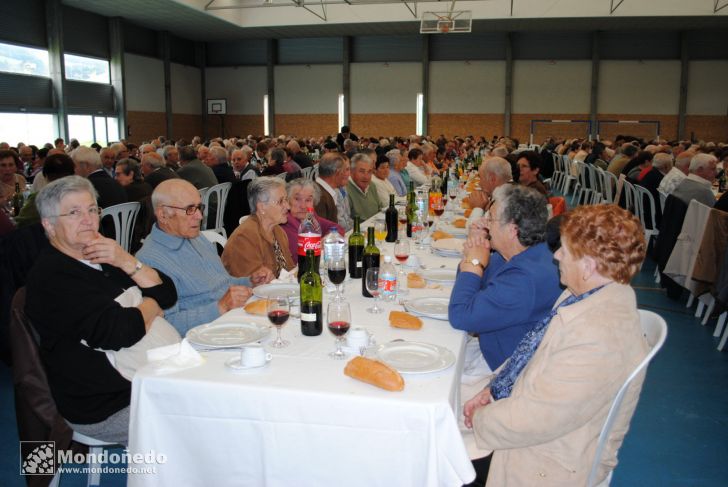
432, 229, 453, 241
452, 218, 467, 228
344, 356, 405, 391
244, 299, 269, 316
389, 310, 423, 330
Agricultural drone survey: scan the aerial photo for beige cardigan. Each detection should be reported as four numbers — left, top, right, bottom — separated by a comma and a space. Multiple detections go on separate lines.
472, 283, 649, 486
221, 214, 295, 278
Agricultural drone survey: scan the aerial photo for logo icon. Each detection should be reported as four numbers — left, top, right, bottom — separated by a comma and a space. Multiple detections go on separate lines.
20, 441, 55, 475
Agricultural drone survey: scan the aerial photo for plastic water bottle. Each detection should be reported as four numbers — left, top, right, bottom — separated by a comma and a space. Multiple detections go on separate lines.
379, 256, 397, 302
322, 226, 346, 292
297, 207, 322, 281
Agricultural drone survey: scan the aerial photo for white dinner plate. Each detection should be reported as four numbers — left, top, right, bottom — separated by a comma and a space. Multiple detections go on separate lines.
376, 341, 455, 374
432, 238, 464, 253
421, 269, 457, 284
404, 297, 449, 320
186, 322, 271, 348
253, 283, 299, 301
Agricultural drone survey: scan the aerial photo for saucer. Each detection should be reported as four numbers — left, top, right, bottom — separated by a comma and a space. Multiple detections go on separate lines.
225, 356, 271, 373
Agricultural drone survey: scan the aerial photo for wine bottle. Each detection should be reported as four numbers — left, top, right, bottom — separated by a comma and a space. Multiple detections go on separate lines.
12, 182, 23, 217
300, 249, 323, 336
406, 181, 416, 238
348, 216, 364, 278
385, 193, 398, 242
361, 227, 380, 297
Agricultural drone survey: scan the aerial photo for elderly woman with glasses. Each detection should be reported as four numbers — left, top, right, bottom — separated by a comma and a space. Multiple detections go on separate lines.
223, 176, 295, 279
24, 176, 178, 445
280, 178, 340, 265
448, 184, 562, 373
462, 204, 649, 486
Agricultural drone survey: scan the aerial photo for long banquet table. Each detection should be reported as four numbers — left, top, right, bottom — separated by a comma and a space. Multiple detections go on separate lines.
128, 217, 476, 486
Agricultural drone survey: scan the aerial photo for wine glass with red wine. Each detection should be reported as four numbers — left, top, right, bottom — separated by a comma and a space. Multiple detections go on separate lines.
433, 202, 445, 231
267, 295, 290, 348
327, 301, 351, 359
327, 256, 346, 302
394, 239, 410, 266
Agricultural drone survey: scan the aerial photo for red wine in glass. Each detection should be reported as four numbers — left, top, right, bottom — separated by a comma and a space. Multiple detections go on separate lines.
328, 268, 346, 285
427, 220, 434, 228
395, 254, 409, 263
328, 320, 350, 337
434, 207, 445, 217
449, 193, 457, 201
398, 215, 407, 225
268, 309, 290, 326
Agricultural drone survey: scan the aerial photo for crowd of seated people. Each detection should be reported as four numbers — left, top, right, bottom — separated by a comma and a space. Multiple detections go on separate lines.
0, 127, 724, 475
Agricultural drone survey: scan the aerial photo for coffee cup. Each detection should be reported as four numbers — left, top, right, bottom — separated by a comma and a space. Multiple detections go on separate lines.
347, 327, 370, 349
240, 344, 272, 367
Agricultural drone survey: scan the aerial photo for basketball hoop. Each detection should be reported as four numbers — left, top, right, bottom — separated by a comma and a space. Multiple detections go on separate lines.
439, 24, 450, 33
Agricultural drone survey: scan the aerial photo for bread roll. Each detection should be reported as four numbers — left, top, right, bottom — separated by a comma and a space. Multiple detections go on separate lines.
407, 273, 426, 289
432, 229, 453, 241
389, 311, 423, 330
244, 299, 269, 316
453, 218, 467, 228
344, 356, 405, 391
463, 209, 473, 218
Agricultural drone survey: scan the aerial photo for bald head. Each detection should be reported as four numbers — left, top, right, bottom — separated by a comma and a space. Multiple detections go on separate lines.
152, 179, 203, 238
480, 157, 512, 194
152, 179, 197, 210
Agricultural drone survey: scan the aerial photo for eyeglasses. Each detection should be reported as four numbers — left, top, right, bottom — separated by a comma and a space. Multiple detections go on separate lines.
54, 206, 102, 219
163, 203, 205, 215
268, 197, 289, 207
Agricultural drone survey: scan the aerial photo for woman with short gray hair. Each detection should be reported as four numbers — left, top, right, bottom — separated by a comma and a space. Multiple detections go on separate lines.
25, 175, 178, 446
222, 176, 295, 280
280, 178, 340, 264
449, 183, 562, 372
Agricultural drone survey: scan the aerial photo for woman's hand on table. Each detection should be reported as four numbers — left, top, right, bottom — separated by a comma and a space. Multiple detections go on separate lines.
251, 267, 274, 286
218, 285, 253, 314
463, 387, 492, 429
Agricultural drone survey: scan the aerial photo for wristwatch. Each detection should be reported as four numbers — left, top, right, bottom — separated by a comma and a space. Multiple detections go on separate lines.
469, 258, 484, 270
128, 260, 143, 277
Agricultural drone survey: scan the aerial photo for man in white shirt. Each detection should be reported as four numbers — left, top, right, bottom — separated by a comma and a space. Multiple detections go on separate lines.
658, 151, 691, 195
405, 148, 429, 186
671, 153, 717, 207
371, 155, 397, 207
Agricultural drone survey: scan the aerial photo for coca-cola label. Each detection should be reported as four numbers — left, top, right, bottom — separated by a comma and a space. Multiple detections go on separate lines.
298, 233, 322, 256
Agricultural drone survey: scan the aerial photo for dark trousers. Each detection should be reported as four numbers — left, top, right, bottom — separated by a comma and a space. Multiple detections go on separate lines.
463, 454, 492, 487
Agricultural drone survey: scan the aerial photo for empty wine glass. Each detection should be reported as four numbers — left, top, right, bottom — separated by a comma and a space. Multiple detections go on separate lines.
327, 256, 346, 302
267, 296, 290, 348
365, 268, 383, 314
327, 301, 351, 359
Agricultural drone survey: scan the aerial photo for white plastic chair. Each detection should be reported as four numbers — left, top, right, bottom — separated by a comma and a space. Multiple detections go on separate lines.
239, 215, 249, 225
302, 166, 316, 180
602, 170, 618, 204
100, 202, 141, 252
275, 172, 288, 180
634, 185, 659, 248
586, 309, 667, 487
201, 182, 232, 237
550, 153, 564, 193
714, 311, 727, 351
49, 431, 118, 487
201, 229, 228, 248
573, 161, 593, 206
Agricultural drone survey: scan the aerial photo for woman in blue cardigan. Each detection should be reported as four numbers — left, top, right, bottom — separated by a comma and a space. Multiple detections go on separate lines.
449, 184, 562, 371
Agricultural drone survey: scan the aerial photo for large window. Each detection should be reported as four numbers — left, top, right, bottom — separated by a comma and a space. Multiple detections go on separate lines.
0, 113, 55, 146
64, 53, 110, 84
68, 115, 119, 146
0, 42, 49, 77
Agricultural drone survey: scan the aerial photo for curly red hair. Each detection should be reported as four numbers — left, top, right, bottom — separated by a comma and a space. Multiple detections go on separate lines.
560, 204, 646, 284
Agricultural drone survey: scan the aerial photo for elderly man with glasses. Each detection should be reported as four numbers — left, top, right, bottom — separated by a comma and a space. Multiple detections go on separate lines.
136, 179, 268, 334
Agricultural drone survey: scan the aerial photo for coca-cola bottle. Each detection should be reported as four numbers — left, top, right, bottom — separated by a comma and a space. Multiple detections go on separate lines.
297, 207, 322, 281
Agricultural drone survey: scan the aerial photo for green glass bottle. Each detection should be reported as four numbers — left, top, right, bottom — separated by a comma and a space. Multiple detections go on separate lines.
300, 249, 323, 336
361, 227, 380, 297
348, 216, 364, 278
406, 181, 416, 238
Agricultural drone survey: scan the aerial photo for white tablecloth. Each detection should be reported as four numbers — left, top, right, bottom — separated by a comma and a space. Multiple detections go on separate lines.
128, 228, 475, 487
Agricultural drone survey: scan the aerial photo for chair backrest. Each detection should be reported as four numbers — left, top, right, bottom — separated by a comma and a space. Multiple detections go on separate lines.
100, 202, 141, 252
302, 166, 316, 180
586, 309, 667, 487
201, 182, 232, 237
657, 190, 667, 213
602, 170, 618, 204
275, 172, 288, 180
9, 287, 74, 476
201, 229, 228, 248
635, 184, 658, 231
198, 187, 209, 202
622, 180, 636, 215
